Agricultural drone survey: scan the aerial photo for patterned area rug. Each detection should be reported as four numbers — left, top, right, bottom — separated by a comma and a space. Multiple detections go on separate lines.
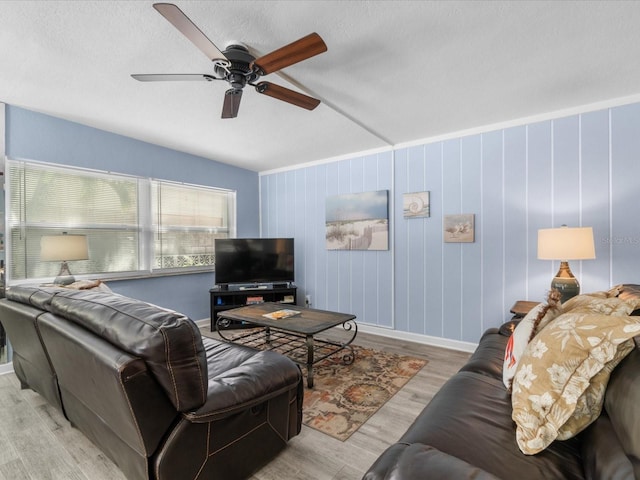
215, 329, 427, 441
301, 345, 427, 441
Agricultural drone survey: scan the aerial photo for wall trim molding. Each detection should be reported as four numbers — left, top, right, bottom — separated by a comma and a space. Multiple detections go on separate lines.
1, 102, 5, 160
0, 103, 6, 373
394, 92, 640, 151
259, 145, 394, 176
259, 93, 640, 177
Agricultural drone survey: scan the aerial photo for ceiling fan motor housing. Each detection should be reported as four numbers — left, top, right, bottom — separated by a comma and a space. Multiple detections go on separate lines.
216, 44, 259, 89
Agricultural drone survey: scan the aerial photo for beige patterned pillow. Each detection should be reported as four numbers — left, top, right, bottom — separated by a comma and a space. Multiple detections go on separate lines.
503, 292, 562, 390
560, 285, 625, 312
555, 338, 635, 440
511, 297, 640, 455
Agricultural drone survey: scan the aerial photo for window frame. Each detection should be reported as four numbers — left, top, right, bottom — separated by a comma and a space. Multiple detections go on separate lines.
151, 179, 237, 274
5, 158, 236, 284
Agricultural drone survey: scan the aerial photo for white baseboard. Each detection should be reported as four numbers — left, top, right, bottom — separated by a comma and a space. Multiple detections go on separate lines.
197, 316, 478, 353
0, 363, 13, 375
195, 318, 209, 328
357, 323, 478, 353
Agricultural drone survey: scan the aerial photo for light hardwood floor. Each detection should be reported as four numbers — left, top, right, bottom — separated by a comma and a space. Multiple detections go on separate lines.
0, 330, 471, 480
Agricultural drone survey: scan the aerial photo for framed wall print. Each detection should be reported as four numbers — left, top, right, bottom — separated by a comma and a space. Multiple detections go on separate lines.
403, 191, 430, 218
326, 190, 389, 250
443, 214, 475, 243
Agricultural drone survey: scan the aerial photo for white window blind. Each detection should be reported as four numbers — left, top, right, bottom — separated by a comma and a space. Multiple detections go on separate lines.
6, 159, 235, 281
152, 181, 233, 269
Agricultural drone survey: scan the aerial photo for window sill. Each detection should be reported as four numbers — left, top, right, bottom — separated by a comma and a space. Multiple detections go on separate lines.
8, 268, 215, 287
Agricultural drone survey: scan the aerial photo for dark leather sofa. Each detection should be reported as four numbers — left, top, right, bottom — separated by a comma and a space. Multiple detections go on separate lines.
0, 286, 303, 480
363, 297, 640, 479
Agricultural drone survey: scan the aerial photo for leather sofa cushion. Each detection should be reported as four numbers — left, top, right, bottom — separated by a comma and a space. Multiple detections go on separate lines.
398, 370, 584, 480
601, 348, 640, 479
458, 328, 505, 380
619, 284, 640, 315
50, 289, 207, 412
185, 338, 303, 422
581, 413, 635, 480
0, 299, 65, 413
8, 286, 207, 412
7, 285, 58, 310
378, 443, 500, 480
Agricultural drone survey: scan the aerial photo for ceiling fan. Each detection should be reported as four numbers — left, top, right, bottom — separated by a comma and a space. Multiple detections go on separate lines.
132, 3, 327, 119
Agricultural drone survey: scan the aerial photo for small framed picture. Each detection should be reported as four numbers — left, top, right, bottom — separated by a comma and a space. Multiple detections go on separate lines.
403, 191, 430, 218
444, 214, 475, 243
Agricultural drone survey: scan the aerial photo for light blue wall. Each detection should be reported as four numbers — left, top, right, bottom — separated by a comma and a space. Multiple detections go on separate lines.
5, 105, 260, 320
261, 153, 395, 328
260, 103, 640, 344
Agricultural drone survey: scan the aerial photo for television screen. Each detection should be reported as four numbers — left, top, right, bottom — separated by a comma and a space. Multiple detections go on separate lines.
214, 238, 294, 285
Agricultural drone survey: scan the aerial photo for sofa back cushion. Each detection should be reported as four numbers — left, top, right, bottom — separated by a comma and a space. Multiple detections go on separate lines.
581, 413, 635, 480
7, 286, 207, 412
602, 347, 640, 479
619, 284, 640, 316
7, 285, 59, 310
0, 299, 64, 413
37, 312, 178, 458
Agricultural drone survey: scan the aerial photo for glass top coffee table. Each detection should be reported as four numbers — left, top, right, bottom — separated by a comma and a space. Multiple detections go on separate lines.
216, 303, 357, 388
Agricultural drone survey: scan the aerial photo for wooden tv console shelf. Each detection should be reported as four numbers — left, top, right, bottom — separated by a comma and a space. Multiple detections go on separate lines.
209, 286, 297, 330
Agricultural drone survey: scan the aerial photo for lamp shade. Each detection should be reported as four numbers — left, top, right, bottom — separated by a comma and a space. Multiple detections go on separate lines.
40, 235, 89, 262
537, 226, 595, 261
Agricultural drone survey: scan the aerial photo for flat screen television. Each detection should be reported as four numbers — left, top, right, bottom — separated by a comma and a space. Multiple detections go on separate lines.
214, 238, 294, 286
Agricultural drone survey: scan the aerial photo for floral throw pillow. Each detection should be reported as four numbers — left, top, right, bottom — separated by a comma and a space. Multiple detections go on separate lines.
503, 293, 561, 390
560, 285, 624, 312
511, 297, 640, 455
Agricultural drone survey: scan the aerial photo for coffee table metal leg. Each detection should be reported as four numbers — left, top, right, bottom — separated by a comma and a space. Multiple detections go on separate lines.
306, 334, 315, 388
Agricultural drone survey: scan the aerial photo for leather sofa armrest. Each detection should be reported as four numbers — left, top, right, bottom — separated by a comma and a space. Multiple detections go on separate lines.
498, 320, 519, 336
185, 350, 302, 423
364, 443, 501, 480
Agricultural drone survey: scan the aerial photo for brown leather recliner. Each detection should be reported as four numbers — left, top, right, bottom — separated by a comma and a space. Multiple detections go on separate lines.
0, 286, 303, 480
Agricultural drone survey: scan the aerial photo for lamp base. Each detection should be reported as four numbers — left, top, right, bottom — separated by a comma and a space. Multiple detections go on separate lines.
53, 275, 76, 286
551, 261, 580, 303
53, 261, 76, 286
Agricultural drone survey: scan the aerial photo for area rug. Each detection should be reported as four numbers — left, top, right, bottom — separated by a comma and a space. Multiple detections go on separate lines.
214, 329, 427, 441
301, 346, 427, 441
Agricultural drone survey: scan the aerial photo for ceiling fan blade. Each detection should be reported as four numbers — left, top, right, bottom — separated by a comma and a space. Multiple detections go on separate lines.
252, 33, 327, 75
255, 82, 320, 110
131, 74, 216, 82
222, 89, 242, 118
153, 3, 228, 63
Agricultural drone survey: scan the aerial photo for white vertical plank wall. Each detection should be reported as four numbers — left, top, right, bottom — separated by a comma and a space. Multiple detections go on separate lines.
261, 103, 640, 344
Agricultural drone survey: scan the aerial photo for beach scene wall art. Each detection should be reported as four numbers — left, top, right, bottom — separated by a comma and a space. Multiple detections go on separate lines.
326, 190, 389, 250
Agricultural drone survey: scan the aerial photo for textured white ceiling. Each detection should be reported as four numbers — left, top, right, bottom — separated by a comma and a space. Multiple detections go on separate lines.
2, 1, 640, 172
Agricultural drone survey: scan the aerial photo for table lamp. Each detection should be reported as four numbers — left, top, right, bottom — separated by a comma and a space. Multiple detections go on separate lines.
40, 233, 89, 285
537, 225, 595, 303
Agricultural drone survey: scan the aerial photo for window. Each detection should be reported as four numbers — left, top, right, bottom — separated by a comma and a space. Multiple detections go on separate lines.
152, 181, 232, 270
6, 159, 235, 282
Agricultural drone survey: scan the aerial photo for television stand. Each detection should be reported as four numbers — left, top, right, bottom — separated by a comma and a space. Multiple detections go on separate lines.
209, 285, 297, 330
